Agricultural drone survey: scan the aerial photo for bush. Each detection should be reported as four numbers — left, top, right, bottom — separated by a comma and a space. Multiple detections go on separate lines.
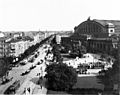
45, 63, 77, 91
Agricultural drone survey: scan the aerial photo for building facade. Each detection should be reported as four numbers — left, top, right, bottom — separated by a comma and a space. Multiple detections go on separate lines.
8, 36, 33, 57
0, 38, 10, 58
87, 38, 118, 54
33, 32, 45, 44
74, 18, 120, 38
61, 18, 120, 55
0, 32, 11, 58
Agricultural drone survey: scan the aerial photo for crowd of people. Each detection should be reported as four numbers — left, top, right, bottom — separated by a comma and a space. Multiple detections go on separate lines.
63, 53, 113, 74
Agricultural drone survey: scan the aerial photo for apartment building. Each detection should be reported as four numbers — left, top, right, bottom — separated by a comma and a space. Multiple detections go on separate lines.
33, 32, 45, 44
8, 36, 33, 57
0, 32, 10, 58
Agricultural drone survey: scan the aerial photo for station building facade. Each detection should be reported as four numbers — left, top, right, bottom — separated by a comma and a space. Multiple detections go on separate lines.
73, 18, 120, 54
61, 18, 120, 55
74, 18, 120, 38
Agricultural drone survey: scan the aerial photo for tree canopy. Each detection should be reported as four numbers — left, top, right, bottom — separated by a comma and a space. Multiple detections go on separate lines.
45, 63, 77, 91
0, 58, 10, 77
52, 44, 63, 63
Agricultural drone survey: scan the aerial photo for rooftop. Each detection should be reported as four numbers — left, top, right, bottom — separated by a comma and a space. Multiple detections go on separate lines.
0, 32, 5, 37
93, 19, 120, 26
7, 36, 33, 43
93, 19, 120, 33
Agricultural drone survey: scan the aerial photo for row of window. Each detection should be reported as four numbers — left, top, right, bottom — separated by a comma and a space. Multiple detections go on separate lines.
77, 22, 103, 34
88, 41, 112, 52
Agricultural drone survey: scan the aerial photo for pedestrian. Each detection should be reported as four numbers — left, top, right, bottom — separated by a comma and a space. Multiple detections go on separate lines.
25, 87, 30, 95
40, 84, 42, 89
40, 76, 43, 80
23, 88, 26, 94
37, 73, 39, 76
27, 87, 30, 93
38, 72, 43, 89
38, 77, 42, 89
40, 59, 43, 64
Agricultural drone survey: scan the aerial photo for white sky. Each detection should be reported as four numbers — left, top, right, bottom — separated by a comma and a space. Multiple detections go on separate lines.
0, 0, 120, 31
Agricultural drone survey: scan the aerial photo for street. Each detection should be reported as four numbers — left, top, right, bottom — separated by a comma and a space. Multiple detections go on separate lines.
0, 44, 49, 94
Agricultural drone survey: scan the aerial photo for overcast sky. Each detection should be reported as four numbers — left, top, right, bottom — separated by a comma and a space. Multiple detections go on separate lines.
0, 0, 120, 31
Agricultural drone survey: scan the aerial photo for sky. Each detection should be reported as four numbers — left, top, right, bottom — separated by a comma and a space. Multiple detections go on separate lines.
0, 0, 120, 31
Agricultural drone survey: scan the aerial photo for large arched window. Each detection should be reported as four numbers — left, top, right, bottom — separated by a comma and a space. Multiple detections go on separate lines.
75, 20, 106, 38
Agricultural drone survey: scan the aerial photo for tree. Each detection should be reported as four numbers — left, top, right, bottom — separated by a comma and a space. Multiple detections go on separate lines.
45, 63, 77, 91
98, 58, 119, 91
78, 45, 86, 57
62, 44, 72, 53
52, 44, 63, 63
51, 35, 57, 45
0, 58, 10, 78
111, 49, 118, 59
70, 45, 86, 58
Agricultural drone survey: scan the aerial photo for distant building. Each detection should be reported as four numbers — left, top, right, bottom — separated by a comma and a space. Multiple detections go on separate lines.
0, 32, 5, 37
12, 32, 24, 38
74, 18, 120, 38
44, 31, 55, 38
33, 32, 45, 44
61, 18, 120, 54
0, 32, 10, 58
8, 36, 33, 57
4, 32, 25, 38
61, 34, 87, 48
56, 31, 73, 45
87, 38, 118, 54
55, 35, 61, 44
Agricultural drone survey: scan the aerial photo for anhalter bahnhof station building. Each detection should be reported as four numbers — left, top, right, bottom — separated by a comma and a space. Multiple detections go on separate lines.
61, 18, 120, 55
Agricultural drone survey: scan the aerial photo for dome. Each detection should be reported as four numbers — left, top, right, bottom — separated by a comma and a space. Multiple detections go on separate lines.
0, 32, 5, 37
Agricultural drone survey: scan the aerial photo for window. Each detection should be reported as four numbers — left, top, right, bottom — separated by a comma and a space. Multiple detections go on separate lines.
110, 30, 113, 32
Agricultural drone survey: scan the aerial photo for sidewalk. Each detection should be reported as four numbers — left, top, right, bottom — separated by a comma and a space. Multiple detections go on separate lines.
16, 78, 34, 94
0, 79, 16, 94
1, 45, 48, 95
32, 78, 47, 95
16, 77, 47, 95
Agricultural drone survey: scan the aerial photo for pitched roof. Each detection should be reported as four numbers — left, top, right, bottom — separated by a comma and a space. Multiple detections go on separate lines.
0, 37, 8, 41
93, 19, 120, 26
22, 36, 33, 41
7, 36, 33, 43
0, 36, 11, 41
93, 19, 120, 33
